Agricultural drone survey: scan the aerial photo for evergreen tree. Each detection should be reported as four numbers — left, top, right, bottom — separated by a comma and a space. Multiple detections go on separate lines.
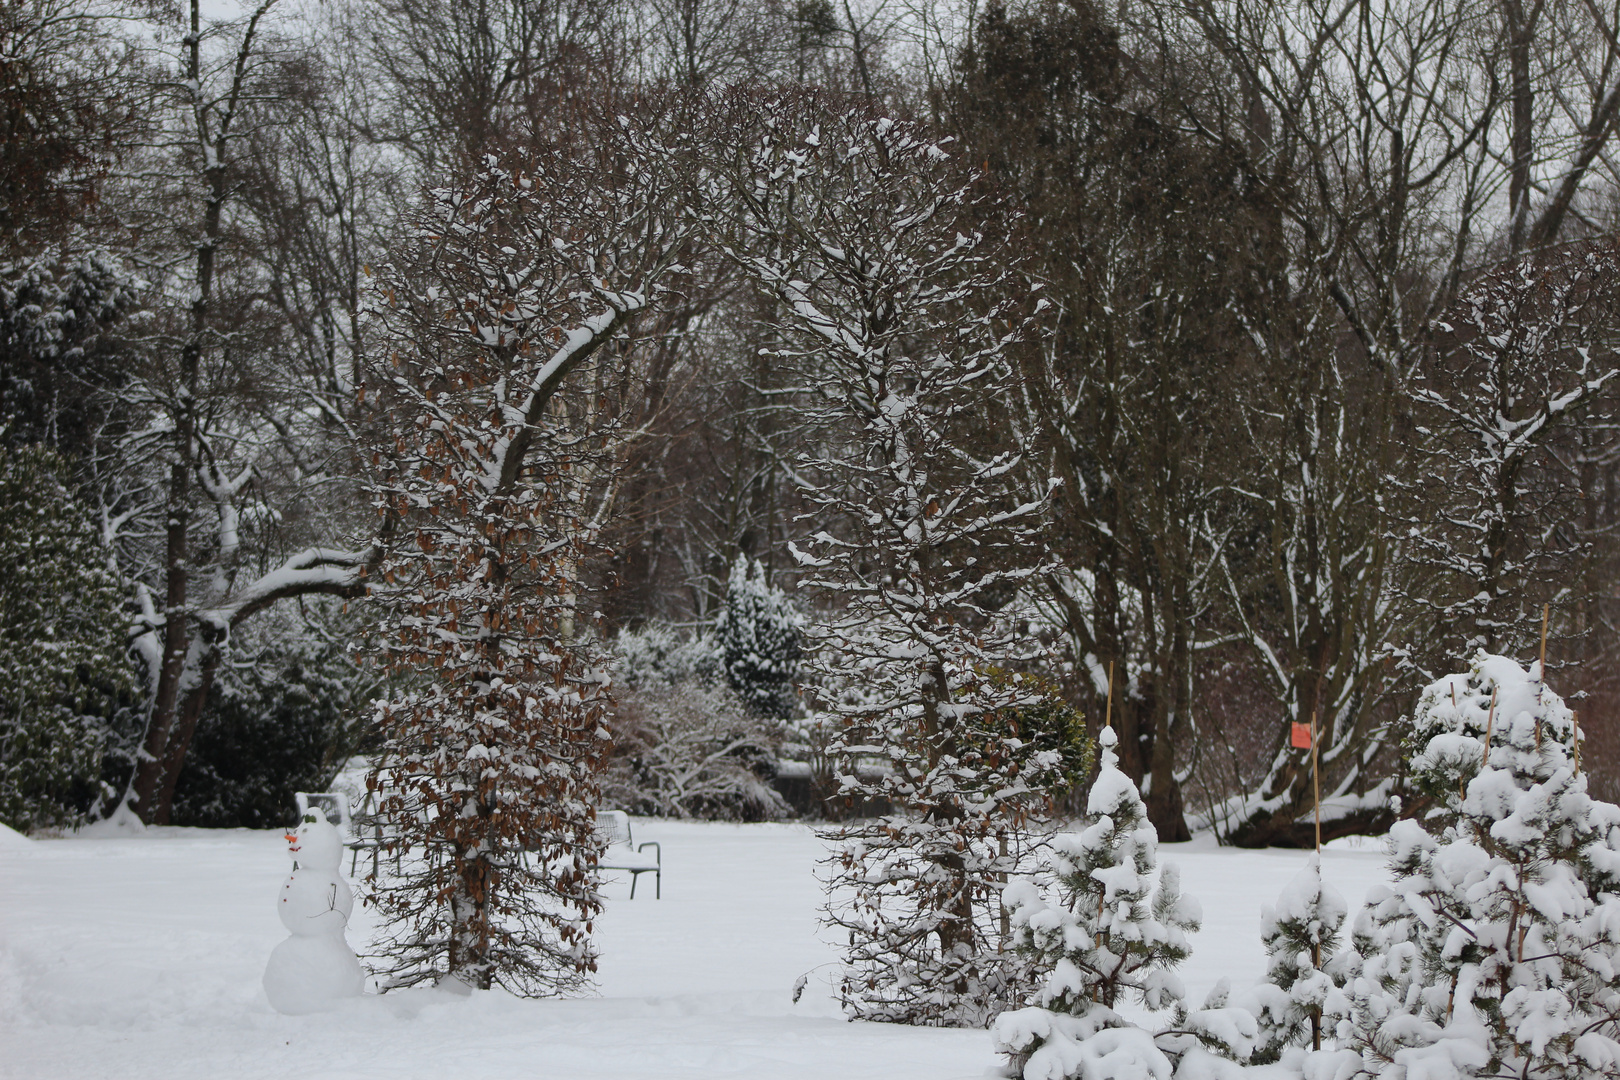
993, 726, 1209, 1077
1347, 654, 1620, 1080
0, 442, 132, 831
1006, 727, 1201, 1012
171, 616, 372, 829
712, 554, 800, 719
1248, 855, 1354, 1062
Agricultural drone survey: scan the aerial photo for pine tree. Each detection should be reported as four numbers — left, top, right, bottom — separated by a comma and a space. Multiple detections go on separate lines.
1347, 653, 1620, 1080
1248, 855, 1354, 1062
712, 554, 800, 719
0, 442, 132, 832
992, 726, 1211, 1078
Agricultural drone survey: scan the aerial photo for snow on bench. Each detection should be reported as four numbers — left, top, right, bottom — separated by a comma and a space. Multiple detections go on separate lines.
597, 810, 661, 899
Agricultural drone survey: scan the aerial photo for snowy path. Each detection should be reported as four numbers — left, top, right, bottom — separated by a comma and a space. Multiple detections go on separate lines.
0, 821, 1391, 1080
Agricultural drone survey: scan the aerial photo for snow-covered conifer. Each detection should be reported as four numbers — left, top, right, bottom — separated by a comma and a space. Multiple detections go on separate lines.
992, 726, 1220, 1079
0, 443, 132, 831
1346, 653, 1620, 1080
712, 554, 800, 719
706, 94, 1073, 1026
1247, 855, 1354, 1062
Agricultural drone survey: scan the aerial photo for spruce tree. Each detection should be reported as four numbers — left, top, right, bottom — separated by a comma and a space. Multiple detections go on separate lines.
1248, 855, 1354, 1062
712, 555, 800, 719
1348, 653, 1620, 1080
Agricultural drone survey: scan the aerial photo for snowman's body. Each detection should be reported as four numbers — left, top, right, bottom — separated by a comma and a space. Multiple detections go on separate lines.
263, 814, 364, 1014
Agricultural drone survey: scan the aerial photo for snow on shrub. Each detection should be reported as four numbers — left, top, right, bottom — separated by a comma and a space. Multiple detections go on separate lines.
822, 653, 1077, 1026
603, 676, 788, 822
712, 555, 801, 720
1246, 855, 1355, 1063
1345, 652, 1620, 1080
994, 726, 1254, 1079
608, 621, 789, 821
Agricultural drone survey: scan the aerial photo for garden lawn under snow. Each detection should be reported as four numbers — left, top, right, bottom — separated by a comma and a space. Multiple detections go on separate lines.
0, 820, 1390, 1080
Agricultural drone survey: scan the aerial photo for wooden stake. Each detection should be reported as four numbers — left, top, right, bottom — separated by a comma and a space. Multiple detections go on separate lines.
1095, 661, 1115, 999
1541, 604, 1550, 672
1482, 688, 1498, 770
1537, 604, 1550, 749
1104, 661, 1114, 730
998, 830, 1010, 945
1574, 711, 1582, 776
1312, 710, 1321, 854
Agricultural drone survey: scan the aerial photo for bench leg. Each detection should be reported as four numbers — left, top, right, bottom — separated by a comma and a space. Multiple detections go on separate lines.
655, 868, 660, 899
629, 871, 637, 900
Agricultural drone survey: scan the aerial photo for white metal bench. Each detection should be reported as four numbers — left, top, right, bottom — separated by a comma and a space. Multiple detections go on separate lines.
294, 791, 351, 832
297, 789, 400, 878
597, 810, 661, 899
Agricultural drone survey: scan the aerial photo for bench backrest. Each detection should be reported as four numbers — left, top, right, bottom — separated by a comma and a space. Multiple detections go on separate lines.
295, 791, 352, 833
597, 809, 632, 849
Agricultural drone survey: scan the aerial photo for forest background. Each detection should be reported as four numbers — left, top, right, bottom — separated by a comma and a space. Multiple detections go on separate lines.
5, 0, 1620, 851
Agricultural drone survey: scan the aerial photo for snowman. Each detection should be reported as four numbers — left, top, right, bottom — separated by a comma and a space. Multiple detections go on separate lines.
262, 810, 365, 1014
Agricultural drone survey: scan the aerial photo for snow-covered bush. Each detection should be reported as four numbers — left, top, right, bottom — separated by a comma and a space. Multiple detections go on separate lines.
613, 620, 722, 690
712, 555, 801, 719
1346, 653, 1620, 1080
823, 656, 1080, 1026
0, 252, 140, 452
1247, 855, 1354, 1062
607, 620, 790, 820
993, 726, 1244, 1079
602, 677, 788, 821
0, 443, 133, 832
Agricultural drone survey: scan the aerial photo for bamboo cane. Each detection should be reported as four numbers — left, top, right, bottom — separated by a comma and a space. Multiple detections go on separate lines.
1312, 710, 1321, 854
1482, 688, 1498, 770
1104, 660, 1114, 730
1574, 711, 1582, 775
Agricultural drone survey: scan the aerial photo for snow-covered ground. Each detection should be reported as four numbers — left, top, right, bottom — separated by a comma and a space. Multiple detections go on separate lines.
0, 820, 1391, 1080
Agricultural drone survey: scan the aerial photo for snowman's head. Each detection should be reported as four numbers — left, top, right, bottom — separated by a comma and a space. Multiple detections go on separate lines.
287, 812, 344, 872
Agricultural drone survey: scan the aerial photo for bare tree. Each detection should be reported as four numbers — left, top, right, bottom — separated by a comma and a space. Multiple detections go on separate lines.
947, 0, 1255, 840
1409, 242, 1620, 658
705, 90, 1073, 1024
98, 1, 375, 825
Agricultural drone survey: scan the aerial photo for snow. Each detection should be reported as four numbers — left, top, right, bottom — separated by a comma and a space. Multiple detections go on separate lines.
0, 822, 1391, 1079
